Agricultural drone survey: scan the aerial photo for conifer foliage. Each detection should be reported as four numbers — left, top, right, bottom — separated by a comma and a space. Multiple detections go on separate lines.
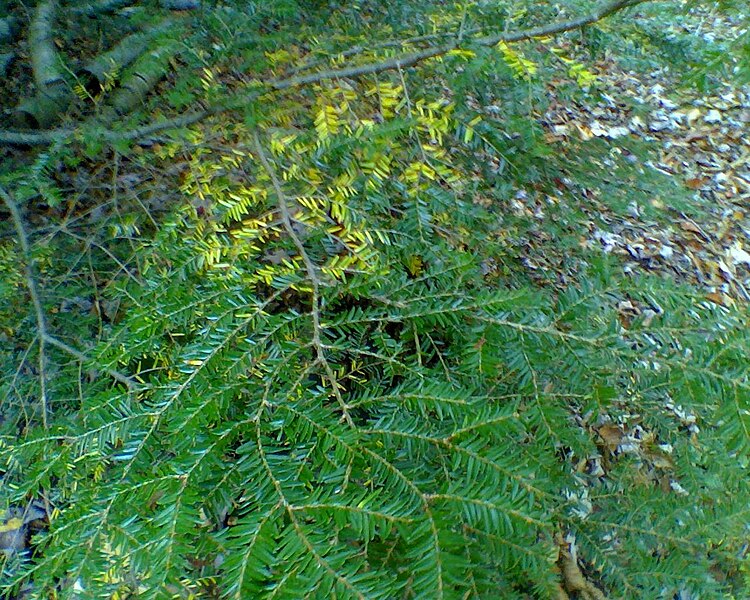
1, 0, 749, 598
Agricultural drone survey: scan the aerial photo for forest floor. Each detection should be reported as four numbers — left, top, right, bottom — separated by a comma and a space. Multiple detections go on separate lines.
500, 5, 750, 310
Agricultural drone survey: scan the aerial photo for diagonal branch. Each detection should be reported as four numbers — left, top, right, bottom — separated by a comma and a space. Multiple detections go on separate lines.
0, 0, 653, 146
42, 334, 144, 391
274, 0, 651, 89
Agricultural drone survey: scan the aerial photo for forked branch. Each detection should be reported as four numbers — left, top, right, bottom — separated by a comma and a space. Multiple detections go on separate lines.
251, 132, 354, 427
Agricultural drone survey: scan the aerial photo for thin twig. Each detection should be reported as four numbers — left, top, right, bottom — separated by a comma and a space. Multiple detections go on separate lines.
285, 27, 483, 78
42, 334, 145, 391
0, 184, 49, 427
0, 184, 145, 395
251, 132, 354, 427
0, 0, 652, 146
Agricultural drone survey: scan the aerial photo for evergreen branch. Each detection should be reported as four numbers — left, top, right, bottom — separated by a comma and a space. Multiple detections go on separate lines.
42, 334, 143, 391
225, 503, 282, 599
3, 1, 748, 595
0, 0, 653, 146
424, 493, 550, 529
288, 515, 368, 600
279, 403, 447, 598
520, 332, 556, 440
3, 413, 148, 454
322, 344, 425, 380
331, 298, 606, 346
463, 524, 552, 561
251, 414, 369, 600
252, 132, 354, 427
445, 412, 517, 441
61, 287, 289, 593
348, 390, 483, 410
363, 426, 554, 500
154, 416, 257, 589
289, 503, 415, 523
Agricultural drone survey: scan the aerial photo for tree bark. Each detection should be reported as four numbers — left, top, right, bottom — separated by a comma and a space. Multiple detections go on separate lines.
13, 92, 72, 129
110, 43, 180, 115
29, 0, 63, 89
79, 20, 173, 95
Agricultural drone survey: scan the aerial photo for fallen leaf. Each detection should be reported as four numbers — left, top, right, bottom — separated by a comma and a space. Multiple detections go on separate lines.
0, 517, 23, 533
645, 450, 675, 469
597, 424, 625, 448
686, 107, 701, 123
679, 220, 703, 236
728, 242, 750, 266
590, 120, 608, 137
607, 126, 630, 138
705, 291, 733, 307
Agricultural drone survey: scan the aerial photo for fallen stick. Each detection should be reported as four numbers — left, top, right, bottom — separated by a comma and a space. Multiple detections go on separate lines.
79, 20, 173, 95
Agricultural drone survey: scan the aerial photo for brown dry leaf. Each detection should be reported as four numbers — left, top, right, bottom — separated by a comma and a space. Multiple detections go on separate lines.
537, 16, 750, 309
597, 424, 625, 448
729, 242, 750, 266
643, 448, 675, 470
575, 123, 593, 140
686, 107, 702, 123
705, 291, 734, 307
679, 220, 704, 236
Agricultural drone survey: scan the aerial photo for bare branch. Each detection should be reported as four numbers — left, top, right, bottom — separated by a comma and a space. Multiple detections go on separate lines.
0, 184, 50, 427
476, 0, 650, 46
251, 132, 354, 427
0, 184, 145, 394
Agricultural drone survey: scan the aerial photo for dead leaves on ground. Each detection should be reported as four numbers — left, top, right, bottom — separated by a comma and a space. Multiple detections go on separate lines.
541, 45, 750, 306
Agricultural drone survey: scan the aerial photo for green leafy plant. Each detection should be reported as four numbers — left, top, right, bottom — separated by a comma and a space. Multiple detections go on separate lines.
1, 0, 749, 598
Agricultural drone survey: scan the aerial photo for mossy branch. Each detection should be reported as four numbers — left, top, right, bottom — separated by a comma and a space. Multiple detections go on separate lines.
29, 0, 62, 90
